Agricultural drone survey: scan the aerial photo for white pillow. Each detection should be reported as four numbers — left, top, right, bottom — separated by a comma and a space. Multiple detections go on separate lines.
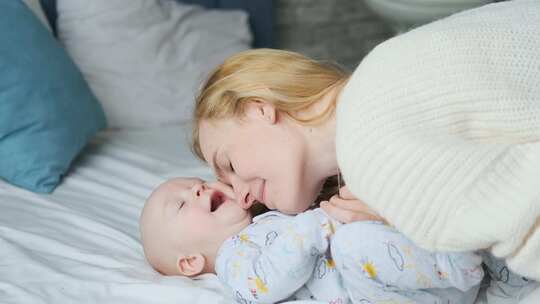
57, 0, 252, 128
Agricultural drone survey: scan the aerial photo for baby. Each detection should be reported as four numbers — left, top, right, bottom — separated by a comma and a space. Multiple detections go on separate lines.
140, 177, 484, 304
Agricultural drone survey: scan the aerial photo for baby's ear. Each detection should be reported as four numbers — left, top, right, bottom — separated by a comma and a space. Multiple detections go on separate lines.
176, 254, 206, 277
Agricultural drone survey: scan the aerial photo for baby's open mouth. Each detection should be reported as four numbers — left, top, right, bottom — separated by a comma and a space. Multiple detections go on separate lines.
210, 191, 225, 212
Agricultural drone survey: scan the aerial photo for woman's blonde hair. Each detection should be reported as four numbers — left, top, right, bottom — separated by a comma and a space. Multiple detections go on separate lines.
191, 48, 350, 161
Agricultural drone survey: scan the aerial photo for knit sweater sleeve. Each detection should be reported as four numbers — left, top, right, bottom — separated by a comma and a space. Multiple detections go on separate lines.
336, 0, 540, 280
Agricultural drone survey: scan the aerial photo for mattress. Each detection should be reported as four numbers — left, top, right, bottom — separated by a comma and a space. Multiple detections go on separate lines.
0, 124, 527, 304
0, 125, 226, 303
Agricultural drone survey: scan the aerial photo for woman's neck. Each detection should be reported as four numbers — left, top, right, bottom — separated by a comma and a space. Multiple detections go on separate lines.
305, 114, 338, 179
302, 81, 346, 180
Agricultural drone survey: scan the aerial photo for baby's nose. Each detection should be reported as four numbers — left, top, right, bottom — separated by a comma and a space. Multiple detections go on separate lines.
193, 183, 206, 197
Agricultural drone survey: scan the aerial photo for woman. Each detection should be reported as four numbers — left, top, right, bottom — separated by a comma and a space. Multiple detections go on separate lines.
191, 0, 540, 282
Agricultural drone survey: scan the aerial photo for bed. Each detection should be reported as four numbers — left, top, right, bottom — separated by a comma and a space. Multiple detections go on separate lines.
0, 125, 228, 303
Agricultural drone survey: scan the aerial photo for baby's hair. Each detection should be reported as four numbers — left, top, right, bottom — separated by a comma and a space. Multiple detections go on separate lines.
191, 48, 350, 161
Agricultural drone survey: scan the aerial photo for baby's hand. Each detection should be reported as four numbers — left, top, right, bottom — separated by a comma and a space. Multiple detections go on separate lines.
320, 186, 387, 224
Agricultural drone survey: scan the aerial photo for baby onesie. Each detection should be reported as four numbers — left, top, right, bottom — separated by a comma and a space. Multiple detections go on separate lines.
481, 252, 539, 304
216, 209, 484, 303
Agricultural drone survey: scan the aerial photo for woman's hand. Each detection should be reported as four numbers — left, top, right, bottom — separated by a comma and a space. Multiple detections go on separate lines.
320, 186, 387, 224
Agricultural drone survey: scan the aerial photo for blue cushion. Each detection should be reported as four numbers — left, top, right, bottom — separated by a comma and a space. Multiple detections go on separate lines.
0, 1, 106, 193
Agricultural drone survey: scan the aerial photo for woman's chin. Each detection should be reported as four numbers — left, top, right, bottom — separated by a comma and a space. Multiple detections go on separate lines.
279, 201, 312, 215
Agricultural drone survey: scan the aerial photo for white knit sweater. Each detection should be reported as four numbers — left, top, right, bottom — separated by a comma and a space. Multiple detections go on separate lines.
336, 0, 540, 280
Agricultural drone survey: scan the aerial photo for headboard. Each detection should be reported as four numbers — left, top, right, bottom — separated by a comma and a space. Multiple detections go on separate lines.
38, 0, 274, 48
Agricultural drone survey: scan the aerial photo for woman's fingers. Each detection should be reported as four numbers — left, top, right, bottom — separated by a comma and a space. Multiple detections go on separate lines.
322, 194, 387, 224
329, 194, 373, 213
338, 186, 355, 200
320, 200, 384, 223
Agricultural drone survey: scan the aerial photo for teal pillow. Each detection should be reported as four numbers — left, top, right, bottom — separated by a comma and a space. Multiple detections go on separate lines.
0, 1, 106, 193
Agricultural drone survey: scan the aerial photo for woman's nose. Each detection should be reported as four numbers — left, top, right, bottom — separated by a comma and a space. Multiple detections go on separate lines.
230, 177, 255, 209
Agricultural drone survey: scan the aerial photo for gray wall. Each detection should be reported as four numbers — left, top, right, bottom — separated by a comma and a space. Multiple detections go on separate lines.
273, 0, 394, 71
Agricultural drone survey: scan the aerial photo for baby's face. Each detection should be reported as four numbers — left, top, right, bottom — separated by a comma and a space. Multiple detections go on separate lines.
140, 177, 252, 274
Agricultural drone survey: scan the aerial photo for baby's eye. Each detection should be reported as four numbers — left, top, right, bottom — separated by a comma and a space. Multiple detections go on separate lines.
176, 201, 185, 211
229, 162, 235, 173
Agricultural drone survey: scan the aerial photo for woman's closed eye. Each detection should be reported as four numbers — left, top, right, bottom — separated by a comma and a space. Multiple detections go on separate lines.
229, 161, 235, 173
176, 201, 185, 211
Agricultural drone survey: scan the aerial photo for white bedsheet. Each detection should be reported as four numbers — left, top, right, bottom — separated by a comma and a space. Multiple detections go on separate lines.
0, 124, 523, 304
0, 125, 230, 304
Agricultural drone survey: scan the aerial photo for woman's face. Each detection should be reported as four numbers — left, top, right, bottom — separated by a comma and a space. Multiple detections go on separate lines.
198, 103, 324, 214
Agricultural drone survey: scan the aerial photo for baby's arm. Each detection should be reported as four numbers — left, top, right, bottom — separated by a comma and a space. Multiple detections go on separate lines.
331, 221, 484, 302
215, 211, 331, 304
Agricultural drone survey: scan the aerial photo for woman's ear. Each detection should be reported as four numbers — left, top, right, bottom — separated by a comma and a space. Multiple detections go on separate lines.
176, 254, 206, 277
245, 100, 277, 124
